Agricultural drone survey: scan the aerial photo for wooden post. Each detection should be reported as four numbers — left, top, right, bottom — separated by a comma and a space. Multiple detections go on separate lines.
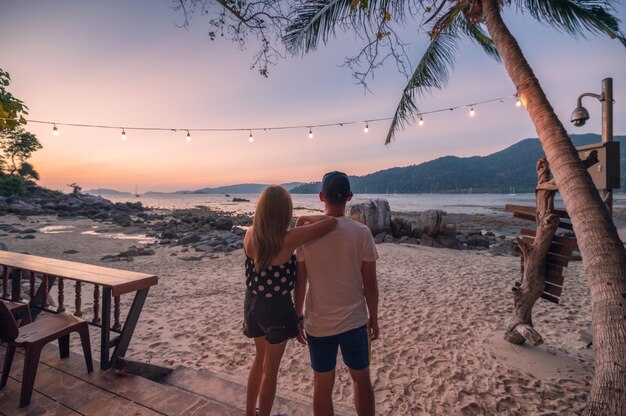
57, 278, 65, 313
41, 275, 49, 308
2, 266, 7, 298
11, 269, 22, 302
505, 157, 559, 345
29, 272, 35, 300
74, 281, 83, 317
92, 285, 101, 324
113, 296, 122, 331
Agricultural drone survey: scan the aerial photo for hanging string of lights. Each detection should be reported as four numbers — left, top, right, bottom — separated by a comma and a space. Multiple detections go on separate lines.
0, 93, 522, 141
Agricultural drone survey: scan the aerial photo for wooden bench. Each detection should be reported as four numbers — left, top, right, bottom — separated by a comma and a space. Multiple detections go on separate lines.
0, 251, 158, 370
505, 204, 578, 304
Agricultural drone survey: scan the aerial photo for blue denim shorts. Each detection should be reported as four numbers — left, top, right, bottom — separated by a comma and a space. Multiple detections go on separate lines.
307, 325, 369, 372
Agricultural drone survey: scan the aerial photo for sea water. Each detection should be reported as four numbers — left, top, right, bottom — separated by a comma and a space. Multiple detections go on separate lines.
104, 193, 626, 216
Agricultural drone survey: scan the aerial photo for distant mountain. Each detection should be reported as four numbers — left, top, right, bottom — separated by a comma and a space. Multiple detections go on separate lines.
145, 182, 305, 195
290, 134, 625, 194
84, 188, 131, 195
280, 182, 306, 191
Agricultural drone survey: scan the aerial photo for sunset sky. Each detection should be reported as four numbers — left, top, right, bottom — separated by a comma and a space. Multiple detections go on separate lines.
1, 1, 625, 192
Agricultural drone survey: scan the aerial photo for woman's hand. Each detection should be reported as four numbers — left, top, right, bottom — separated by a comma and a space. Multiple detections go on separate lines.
296, 215, 333, 227
295, 216, 309, 227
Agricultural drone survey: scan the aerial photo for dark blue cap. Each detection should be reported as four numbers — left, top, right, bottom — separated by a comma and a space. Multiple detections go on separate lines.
321, 171, 352, 201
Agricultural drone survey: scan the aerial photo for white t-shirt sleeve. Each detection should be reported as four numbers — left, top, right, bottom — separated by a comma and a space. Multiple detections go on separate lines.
362, 231, 379, 262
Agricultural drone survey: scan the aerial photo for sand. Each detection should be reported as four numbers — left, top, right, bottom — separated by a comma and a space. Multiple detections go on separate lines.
3, 214, 597, 415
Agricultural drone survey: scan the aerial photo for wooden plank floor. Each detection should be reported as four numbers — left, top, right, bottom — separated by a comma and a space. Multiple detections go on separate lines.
165, 367, 356, 416
0, 343, 240, 416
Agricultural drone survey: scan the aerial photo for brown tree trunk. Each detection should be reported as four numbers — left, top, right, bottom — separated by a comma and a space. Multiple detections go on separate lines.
482, 1, 626, 414
505, 158, 558, 346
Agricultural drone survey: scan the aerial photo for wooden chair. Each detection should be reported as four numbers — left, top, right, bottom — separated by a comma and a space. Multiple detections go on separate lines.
0, 301, 93, 408
1, 300, 32, 326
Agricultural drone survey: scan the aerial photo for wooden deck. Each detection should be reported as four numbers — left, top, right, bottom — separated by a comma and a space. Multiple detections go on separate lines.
0, 343, 239, 416
0, 342, 358, 416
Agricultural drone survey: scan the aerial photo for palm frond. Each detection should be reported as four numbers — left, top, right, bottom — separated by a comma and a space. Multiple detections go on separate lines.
461, 22, 501, 62
385, 33, 458, 144
431, 5, 501, 63
516, 0, 626, 45
283, 0, 354, 54
431, 4, 465, 38
283, 0, 405, 54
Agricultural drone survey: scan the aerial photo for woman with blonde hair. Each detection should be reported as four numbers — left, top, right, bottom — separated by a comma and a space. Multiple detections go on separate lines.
243, 185, 337, 416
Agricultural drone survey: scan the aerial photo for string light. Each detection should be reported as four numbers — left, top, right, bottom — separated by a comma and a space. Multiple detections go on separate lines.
1, 94, 517, 141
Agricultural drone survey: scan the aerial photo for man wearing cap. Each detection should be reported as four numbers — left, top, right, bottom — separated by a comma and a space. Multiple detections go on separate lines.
294, 171, 379, 416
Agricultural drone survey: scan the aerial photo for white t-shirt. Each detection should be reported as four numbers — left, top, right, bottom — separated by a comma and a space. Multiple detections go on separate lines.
296, 216, 378, 337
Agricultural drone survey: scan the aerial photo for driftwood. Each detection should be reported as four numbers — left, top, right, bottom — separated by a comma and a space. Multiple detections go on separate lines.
504, 158, 559, 345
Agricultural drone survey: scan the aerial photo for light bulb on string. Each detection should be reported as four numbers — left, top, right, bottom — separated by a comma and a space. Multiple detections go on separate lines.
11, 92, 516, 144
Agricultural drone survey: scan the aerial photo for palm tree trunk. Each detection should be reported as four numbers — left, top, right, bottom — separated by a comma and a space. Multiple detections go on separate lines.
481, 0, 626, 414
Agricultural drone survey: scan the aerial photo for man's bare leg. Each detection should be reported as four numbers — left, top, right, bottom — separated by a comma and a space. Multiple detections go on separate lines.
313, 369, 336, 416
349, 367, 375, 416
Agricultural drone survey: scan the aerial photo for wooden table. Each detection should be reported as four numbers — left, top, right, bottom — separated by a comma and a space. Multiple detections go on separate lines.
0, 251, 157, 371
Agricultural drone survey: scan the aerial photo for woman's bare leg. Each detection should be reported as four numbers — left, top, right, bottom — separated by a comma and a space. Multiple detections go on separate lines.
257, 340, 287, 416
246, 336, 266, 416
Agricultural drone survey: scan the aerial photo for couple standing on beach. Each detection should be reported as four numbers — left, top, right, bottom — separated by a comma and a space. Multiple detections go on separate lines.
243, 171, 379, 416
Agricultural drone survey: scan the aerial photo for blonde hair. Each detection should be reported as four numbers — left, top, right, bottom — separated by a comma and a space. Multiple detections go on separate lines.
252, 185, 293, 271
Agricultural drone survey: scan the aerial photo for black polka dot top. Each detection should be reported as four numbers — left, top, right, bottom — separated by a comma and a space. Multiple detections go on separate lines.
245, 254, 296, 298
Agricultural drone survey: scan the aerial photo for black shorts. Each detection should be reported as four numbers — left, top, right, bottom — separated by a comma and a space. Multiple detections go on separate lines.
243, 290, 299, 344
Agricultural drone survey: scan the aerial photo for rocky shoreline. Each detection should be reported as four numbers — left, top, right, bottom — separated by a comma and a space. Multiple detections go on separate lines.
0, 192, 252, 260
0, 192, 547, 263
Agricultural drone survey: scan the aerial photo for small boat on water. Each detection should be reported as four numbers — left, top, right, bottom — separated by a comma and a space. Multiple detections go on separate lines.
135, 185, 140, 198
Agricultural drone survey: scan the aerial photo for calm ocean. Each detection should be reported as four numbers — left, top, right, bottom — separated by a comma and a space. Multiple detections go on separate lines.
104, 193, 626, 216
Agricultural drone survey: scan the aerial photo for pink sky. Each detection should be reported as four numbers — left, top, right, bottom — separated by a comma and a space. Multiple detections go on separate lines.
1, 1, 625, 192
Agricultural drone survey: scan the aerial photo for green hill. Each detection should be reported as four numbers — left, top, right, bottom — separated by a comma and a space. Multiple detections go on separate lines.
291, 134, 625, 194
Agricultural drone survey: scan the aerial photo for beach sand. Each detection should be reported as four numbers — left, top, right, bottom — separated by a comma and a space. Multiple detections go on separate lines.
3, 214, 598, 415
